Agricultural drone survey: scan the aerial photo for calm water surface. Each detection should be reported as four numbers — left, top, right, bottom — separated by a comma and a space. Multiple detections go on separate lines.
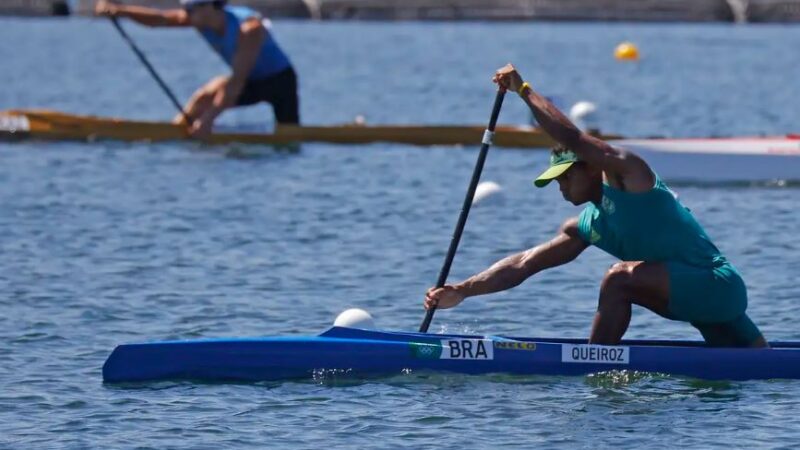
1, 18, 799, 449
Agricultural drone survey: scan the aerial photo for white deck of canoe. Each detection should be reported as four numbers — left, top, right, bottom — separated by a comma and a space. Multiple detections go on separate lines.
611, 136, 800, 182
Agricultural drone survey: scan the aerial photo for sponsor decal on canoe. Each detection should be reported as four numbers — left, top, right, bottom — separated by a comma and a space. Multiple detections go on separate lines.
561, 344, 629, 364
410, 339, 494, 360
409, 340, 443, 360
442, 339, 493, 360
0, 114, 30, 133
493, 341, 536, 351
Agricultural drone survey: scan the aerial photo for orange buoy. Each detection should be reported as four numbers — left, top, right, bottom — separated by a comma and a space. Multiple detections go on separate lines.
614, 42, 639, 61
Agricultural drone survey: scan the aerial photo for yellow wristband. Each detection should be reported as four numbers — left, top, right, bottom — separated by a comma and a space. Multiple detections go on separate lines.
518, 82, 531, 96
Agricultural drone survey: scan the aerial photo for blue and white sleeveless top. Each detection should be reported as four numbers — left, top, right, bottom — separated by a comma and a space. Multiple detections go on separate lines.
199, 6, 292, 80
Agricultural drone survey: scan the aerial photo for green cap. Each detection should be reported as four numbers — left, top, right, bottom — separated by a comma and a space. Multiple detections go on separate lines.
534, 148, 579, 188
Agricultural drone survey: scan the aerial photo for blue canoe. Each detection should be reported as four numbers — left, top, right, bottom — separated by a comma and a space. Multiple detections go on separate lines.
102, 327, 800, 382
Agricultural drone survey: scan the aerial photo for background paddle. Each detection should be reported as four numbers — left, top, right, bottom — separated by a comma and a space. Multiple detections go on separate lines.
109, 17, 193, 125
419, 89, 506, 333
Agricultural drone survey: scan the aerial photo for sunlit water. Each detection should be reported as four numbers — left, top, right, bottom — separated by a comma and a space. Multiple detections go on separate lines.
1, 18, 799, 449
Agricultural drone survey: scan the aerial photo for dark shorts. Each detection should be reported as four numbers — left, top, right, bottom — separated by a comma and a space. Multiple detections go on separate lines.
666, 261, 763, 347
237, 67, 299, 124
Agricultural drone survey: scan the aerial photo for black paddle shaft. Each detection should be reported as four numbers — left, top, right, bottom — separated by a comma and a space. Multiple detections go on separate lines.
110, 17, 193, 124
419, 89, 506, 333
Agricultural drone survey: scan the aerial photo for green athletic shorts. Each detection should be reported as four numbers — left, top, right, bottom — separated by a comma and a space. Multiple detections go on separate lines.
666, 261, 763, 347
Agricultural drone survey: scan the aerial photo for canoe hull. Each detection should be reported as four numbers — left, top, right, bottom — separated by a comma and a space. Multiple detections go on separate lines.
6, 109, 799, 182
102, 327, 800, 383
0, 109, 585, 148
615, 137, 800, 182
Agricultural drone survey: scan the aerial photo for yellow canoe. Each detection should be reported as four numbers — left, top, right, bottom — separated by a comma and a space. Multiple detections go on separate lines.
0, 109, 621, 149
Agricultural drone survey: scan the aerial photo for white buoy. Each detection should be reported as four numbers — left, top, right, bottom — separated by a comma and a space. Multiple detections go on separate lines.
569, 101, 597, 122
333, 308, 376, 329
569, 101, 598, 131
472, 181, 503, 205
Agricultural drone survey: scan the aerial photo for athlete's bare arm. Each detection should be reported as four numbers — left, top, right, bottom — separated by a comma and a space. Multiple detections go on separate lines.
493, 64, 654, 192
95, 0, 190, 27
192, 17, 265, 132
424, 218, 588, 310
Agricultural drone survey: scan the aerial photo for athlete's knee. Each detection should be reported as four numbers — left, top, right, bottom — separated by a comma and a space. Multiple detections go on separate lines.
200, 76, 229, 96
601, 262, 635, 293
597, 264, 636, 311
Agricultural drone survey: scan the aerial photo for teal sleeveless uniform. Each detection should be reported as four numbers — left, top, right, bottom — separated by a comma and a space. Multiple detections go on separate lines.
576, 175, 763, 346
199, 6, 298, 123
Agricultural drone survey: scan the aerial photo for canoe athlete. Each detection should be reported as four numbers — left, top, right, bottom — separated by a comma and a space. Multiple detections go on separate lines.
95, 0, 299, 138
424, 63, 767, 348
